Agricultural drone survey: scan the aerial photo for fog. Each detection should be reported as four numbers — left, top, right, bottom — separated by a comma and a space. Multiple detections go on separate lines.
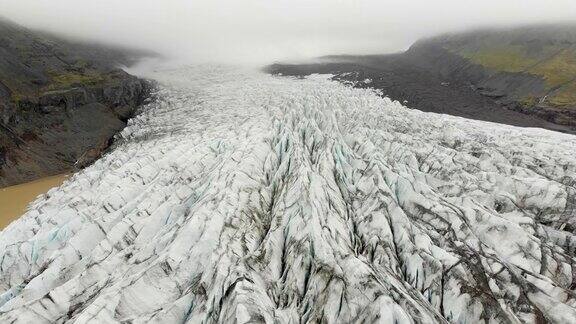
1, 0, 576, 64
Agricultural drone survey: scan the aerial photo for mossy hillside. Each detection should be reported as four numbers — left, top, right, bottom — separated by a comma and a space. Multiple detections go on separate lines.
0, 18, 143, 107
2, 44, 112, 103
550, 81, 576, 107
456, 45, 540, 73
449, 44, 576, 108
45, 71, 105, 91
530, 49, 576, 85
530, 49, 576, 107
7, 70, 119, 106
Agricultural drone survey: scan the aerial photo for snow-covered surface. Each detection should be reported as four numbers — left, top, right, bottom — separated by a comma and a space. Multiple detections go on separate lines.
1, 65, 576, 323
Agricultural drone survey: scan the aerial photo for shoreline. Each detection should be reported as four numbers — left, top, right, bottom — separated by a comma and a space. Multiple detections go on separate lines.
0, 173, 69, 229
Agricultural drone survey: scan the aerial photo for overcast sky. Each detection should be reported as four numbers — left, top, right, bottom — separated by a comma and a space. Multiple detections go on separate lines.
1, 0, 576, 64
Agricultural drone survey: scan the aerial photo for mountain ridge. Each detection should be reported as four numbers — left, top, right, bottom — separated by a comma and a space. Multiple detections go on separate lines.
405, 23, 576, 126
0, 17, 152, 187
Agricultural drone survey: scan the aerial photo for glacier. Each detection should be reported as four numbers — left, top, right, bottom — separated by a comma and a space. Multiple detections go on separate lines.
0, 65, 576, 323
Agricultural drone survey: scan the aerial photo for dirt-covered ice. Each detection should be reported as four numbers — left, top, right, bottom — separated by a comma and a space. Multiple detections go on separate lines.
1, 65, 575, 323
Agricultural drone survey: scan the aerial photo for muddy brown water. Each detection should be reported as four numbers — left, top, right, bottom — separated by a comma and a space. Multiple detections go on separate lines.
0, 174, 69, 229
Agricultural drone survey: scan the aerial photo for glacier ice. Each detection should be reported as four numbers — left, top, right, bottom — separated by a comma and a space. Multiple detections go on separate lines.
0, 65, 576, 323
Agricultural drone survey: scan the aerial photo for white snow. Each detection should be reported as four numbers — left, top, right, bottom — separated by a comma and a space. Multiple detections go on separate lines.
0, 65, 575, 323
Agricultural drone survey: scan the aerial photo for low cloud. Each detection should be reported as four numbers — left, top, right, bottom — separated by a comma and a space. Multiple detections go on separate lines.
1, 0, 575, 64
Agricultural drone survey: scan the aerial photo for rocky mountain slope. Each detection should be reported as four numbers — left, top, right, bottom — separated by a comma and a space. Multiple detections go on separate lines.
405, 24, 576, 127
269, 24, 576, 134
0, 17, 150, 187
0, 65, 575, 323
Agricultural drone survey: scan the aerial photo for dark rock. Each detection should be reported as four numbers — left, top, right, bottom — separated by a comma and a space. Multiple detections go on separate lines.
0, 147, 6, 166
0, 17, 153, 187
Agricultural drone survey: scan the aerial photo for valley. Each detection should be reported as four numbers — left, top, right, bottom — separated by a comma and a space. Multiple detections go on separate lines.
0, 65, 574, 322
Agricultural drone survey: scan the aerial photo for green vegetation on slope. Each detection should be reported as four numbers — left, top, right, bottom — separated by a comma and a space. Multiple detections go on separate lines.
0, 17, 147, 106
530, 49, 576, 86
551, 81, 576, 107
45, 71, 106, 91
447, 39, 576, 108
457, 45, 539, 73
